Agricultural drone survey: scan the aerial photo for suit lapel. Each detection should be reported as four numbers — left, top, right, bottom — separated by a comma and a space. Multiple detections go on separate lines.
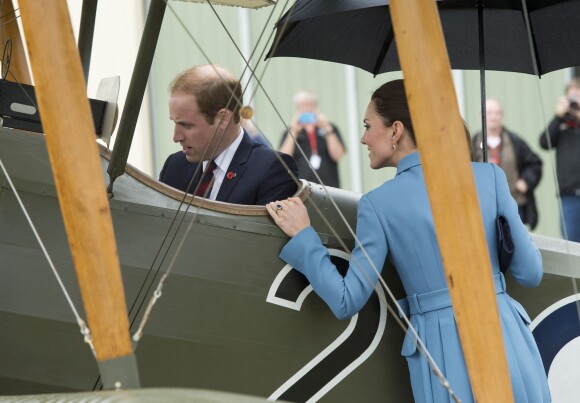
216, 131, 253, 201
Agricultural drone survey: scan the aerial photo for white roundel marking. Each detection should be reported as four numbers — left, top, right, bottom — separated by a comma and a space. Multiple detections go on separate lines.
547, 337, 580, 403
530, 294, 580, 403
529, 294, 580, 331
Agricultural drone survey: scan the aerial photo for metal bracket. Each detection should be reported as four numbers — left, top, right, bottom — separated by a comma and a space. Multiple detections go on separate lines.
97, 354, 141, 390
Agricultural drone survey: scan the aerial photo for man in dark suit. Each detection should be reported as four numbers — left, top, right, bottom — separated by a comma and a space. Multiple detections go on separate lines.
159, 64, 298, 205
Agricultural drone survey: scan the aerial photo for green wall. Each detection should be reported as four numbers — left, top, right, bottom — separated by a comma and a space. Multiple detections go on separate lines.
149, 2, 568, 239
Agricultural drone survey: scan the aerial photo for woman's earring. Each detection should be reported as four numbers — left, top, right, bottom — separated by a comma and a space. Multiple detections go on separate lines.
392, 143, 397, 150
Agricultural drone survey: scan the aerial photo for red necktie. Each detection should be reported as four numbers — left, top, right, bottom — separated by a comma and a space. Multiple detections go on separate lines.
195, 160, 217, 197
306, 127, 318, 154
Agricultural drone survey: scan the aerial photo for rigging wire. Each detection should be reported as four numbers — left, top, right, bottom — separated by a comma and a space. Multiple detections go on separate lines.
128, 1, 460, 399
2, 1, 572, 400
0, 58, 37, 108
130, 0, 306, 337
0, 13, 96, 356
0, 157, 95, 356
0, 2, 457, 398
520, 0, 580, 323
208, 2, 460, 399
128, 2, 288, 335
535, 77, 580, 320
131, 97, 244, 340
126, 0, 293, 333
0, 6, 20, 27
129, 0, 296, 337
0, 11, 177, 394
0, 5, 19, 20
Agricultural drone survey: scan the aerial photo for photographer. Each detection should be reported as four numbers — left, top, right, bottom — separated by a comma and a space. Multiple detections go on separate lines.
473, 99, 542, 230
279, 90, 345, 188
539, 78, 580, 242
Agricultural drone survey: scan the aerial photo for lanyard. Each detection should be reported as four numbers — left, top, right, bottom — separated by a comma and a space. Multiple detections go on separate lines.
306, 127, 318, 155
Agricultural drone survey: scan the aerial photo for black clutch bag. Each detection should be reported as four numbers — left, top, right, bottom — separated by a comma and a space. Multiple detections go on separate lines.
496, 215, 515, 273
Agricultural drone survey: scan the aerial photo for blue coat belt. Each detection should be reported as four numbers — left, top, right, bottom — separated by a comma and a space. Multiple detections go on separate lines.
398, 273, 506, 316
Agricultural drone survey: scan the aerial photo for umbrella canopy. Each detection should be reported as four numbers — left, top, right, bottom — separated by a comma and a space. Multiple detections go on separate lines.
267, 0, 580, 77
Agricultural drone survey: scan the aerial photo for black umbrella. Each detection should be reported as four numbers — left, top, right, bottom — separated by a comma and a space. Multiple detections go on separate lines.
266, 0, 580, 160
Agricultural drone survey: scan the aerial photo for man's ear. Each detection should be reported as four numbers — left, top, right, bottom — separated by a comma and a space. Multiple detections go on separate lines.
215, 108, 233, 128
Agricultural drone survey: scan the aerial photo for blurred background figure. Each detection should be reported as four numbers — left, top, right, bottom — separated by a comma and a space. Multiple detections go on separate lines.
472, 99, 543, 230
240, 105, 271, 148
279, 90, 345, 188
539, 79, 580, 242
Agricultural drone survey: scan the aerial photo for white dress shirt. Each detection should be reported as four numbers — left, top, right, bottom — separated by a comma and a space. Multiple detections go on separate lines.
203, 128, 244, 200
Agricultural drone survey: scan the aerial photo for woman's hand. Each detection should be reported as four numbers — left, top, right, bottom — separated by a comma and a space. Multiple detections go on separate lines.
266, 197, 311, 237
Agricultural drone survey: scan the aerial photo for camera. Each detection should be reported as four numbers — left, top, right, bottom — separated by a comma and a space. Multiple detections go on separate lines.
565, 98, 580, 122
299, 112, 317, 125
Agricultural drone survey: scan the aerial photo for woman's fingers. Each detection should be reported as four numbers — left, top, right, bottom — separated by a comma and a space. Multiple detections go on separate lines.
267, 198, 309, 238
266, 201, 281, 221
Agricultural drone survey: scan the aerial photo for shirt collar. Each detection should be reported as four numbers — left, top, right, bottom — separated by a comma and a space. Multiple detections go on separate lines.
203, 127, 244, 172
396, 151, 421, 176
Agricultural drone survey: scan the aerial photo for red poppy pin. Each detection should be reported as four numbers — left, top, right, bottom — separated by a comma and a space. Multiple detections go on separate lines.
226, 171, 237, 180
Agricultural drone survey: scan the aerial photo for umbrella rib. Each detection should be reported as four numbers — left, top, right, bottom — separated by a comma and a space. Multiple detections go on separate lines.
519, 0, 541, 76
478, 2, 488, 163
372, 22, 394, 76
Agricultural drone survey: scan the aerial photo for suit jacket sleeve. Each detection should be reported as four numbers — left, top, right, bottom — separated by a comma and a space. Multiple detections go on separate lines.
279, 195, 387, 320
254, 152, 300, 205
493, 164, 542, 286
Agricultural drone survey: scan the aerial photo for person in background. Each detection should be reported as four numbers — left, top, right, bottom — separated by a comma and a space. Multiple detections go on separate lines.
539, 78, 580, 242
279, 90, 345, 188
159, 64, 298, 205
239, 106, 271, 148
267, 79, 550, 403
472, 99, 543, 230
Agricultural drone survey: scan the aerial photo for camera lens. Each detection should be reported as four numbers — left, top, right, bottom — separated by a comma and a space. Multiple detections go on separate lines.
570, 100, 580, 110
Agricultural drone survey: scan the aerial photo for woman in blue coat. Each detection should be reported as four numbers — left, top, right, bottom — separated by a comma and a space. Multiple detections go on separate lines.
266, 80, 550, 402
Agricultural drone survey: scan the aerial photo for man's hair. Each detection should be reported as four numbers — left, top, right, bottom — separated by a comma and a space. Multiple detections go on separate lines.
169, 65, 242, 124
293, 90, 318, 106
565, 78, 580, 93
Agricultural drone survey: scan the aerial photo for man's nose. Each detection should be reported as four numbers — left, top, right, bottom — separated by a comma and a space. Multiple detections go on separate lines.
173, 127, 183, 143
